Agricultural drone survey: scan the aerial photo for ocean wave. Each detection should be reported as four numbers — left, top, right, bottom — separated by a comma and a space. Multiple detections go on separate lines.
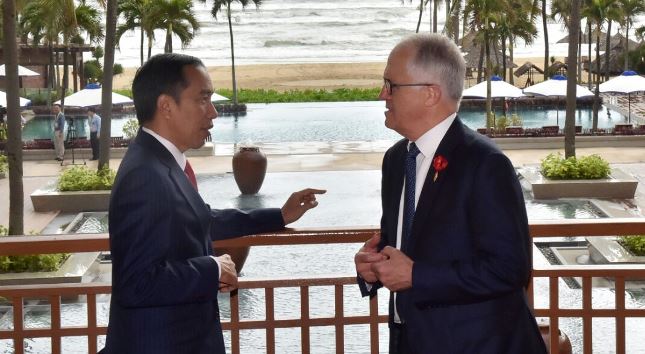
264, 40, 335, 47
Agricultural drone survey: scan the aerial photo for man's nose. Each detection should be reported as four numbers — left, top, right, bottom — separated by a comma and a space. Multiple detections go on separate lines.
378, 86, 390, 100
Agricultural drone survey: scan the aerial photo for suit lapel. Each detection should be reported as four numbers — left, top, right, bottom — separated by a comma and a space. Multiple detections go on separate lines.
136, 131, 210, 237
411, 118, 465, 238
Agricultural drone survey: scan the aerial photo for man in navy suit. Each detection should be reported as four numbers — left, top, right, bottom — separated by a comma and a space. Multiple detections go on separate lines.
101, 54, 325, 354
354, 34, 547, 353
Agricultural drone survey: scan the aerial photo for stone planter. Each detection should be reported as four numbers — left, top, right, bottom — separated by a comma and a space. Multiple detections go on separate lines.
0, 252, 99, 286
31, 181, 111, 212
232, 146, 267, 195
521, 168, 638, 199
587, 237, 645, 264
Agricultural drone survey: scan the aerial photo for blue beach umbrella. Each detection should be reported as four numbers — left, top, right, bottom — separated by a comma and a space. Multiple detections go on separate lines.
462, 75, 524, 98
523, 75, 594, 125
599, 71, 645, 123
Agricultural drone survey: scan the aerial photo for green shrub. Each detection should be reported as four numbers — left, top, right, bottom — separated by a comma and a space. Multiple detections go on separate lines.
0, 122, 7, 141
84, 60, 103, 83
0, 227, 70, 273
57, 166, 116, 191
122, 118, 139, 140
0, 154, 7, 173
113, 63, 124, 75
510, 113, 523, 126
620, 235, 645, 256
540, 153, 611, 179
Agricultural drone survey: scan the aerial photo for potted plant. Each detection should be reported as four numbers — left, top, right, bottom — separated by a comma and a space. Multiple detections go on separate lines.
522, 153, 638, 199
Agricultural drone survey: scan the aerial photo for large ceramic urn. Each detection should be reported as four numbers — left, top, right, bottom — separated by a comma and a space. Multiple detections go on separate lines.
232, 146, 267, 194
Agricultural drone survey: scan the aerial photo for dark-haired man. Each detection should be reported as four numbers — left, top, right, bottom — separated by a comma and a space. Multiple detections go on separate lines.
100, 53, 325, 354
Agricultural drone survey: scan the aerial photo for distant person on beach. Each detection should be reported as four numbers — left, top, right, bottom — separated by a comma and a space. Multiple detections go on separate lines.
87, 107, 101, 160
100, 53, 325, 354
52, 104, 65, 161
354, 33, 546, 354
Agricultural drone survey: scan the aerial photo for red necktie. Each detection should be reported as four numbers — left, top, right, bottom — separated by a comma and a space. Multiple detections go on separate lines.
184, 160, 198, 190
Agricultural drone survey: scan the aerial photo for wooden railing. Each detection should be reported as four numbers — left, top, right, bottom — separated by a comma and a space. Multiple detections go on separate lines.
1, 220, 645, 354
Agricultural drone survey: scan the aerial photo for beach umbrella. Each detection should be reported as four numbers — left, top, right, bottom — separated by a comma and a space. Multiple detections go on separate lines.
55, 83, 133, 107
0, 64, 39, 77
599, 71, 645, 123
523, 74, 594, 125
462, 75, 524, 98
0, 90, 31, 107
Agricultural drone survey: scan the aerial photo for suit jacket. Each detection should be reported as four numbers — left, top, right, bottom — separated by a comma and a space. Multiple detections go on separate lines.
101, 130, 284, 354
359, 118, 547, 354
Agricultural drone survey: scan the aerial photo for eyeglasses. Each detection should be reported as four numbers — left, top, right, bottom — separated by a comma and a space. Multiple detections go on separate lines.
382, 78, 436, 95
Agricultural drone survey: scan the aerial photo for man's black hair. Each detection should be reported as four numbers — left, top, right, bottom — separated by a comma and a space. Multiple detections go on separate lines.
88, 106, 97, 113
132, 53, 205, 125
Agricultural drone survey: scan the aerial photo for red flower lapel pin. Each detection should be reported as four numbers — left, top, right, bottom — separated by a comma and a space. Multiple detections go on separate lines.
432, 155, 448, 182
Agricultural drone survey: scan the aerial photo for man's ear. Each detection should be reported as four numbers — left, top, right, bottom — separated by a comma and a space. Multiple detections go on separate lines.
157, 94, 174, 119
424, 85, 441, 107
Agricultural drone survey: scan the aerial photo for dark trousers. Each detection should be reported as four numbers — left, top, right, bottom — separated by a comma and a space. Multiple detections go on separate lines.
90, 132, 99, 160
389, 323, 413, 354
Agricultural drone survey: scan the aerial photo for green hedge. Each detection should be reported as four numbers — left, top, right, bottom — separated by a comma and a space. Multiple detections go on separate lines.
540, 153, 611, 180
57, 166, 116, 191
0, 226, 70, 273
113, 87, 381, 103
620, 235, 645, 256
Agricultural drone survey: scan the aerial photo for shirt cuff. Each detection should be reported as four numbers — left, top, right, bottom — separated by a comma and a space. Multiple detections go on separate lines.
210, 255, 221, 279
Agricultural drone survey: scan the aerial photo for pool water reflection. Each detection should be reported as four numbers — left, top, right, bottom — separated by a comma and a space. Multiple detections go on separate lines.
21, 101, 627, 142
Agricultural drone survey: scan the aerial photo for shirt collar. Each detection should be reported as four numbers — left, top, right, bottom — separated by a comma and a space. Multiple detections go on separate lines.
141, 126, 186, 169
411, 112, 457, 159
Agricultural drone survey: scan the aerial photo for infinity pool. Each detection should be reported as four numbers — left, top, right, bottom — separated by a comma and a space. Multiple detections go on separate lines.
22, 101, 627, 142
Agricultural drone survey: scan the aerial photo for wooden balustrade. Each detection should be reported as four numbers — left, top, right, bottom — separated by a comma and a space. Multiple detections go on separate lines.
1, 220, 645, 353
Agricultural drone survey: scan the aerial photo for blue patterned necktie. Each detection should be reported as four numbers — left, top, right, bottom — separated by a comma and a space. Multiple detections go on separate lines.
402, 142, 420, 253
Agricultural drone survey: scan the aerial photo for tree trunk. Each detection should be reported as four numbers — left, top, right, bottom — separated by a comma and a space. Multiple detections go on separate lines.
604, 21, 611, 81
433, 0, 438, 33
485, 25, 493, 130
99, 0, 118, 170
592, 29, 600, 131
140, 25, 144, 66
542, 0, 549, 81
2, 0, 25, 235
565, 0, 581, 159
587, 24, 592, 89
61, 45, 69, 106
164, 25, 172, 53
501, 35, 507, 81
477, 44, 484, 83
227, 4, 238, 105
624, 23, 630, 71
416, 0, 423, 33
509, 36, 515, 85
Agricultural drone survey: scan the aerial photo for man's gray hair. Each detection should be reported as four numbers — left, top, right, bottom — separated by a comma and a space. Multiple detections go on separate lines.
395, 33, 465, 103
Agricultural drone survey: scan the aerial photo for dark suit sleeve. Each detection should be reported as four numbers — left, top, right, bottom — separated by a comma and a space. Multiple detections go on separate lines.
209, 208, 285, 240
110, 166, 220, 308
410, 152, 531, 306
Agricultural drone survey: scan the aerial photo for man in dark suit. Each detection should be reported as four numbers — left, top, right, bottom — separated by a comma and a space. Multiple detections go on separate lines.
101, 53, 325, 354
354, 34, 547, 354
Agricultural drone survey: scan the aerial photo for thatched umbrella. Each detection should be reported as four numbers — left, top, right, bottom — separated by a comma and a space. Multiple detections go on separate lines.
460, 32, 515, 73
547, 61, 568, 76
514, 61, 544, 87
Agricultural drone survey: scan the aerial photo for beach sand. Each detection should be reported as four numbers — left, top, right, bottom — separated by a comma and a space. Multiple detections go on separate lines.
112, 56, 593, 92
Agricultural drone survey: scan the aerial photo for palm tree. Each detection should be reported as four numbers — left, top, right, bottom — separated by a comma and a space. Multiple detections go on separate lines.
541, 0, 549, 81
200, 0, 261, 106
618, 0, 645, 70
99, 0, 117, 170
602, 1, 622, 81
463, 0, 508, 129
565, 0, 582, 158
116, 0, 153, 66
583, 0, 619, 131
2, 0, 25, 235
148, 0, 199, 54
498, 0, 538, 84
